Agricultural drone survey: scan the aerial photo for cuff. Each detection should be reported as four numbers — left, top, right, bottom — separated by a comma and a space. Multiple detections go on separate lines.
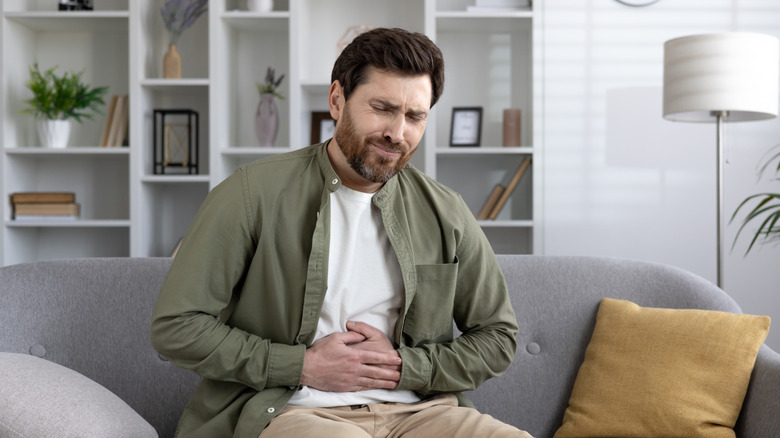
396, 346, 432, 392
267, 343, 306, 388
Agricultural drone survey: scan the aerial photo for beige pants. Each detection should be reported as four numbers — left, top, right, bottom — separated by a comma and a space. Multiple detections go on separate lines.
259, 394, 533, 438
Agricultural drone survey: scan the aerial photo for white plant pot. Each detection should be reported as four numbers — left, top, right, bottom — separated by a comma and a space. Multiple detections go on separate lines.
247, 0, 273, 12
37, 119, 71, 148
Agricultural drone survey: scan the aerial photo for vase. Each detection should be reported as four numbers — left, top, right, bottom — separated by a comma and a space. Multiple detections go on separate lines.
255, 93, 279, 147
37, 119, 71, 148
163, 44, 182, 79
247, 0, 273, 12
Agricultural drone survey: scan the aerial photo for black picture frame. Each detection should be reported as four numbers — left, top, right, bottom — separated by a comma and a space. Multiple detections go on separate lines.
450, 107, 483, 147
311, 111, 336, 145
153, 109, 199, 175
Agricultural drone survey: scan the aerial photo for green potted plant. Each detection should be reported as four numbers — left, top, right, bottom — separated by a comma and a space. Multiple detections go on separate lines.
730, 144, 780, 255
21, 63, 108, 148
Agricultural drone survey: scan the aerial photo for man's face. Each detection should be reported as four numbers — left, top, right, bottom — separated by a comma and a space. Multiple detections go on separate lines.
328, 67, 432, 191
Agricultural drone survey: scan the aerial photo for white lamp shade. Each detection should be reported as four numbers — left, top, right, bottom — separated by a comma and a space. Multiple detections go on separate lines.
663, 32, 780, 122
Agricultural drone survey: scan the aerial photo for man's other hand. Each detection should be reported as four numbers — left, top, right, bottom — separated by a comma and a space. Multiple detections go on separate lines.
300, 321, 402, 392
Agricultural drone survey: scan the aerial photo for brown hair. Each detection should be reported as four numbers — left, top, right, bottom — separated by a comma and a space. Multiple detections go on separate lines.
331, 27, 445, 108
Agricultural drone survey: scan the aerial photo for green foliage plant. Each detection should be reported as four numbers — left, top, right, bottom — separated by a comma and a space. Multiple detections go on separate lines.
256, 67, 285, 100
21, 63, 108, 123
730, 144, 780, 255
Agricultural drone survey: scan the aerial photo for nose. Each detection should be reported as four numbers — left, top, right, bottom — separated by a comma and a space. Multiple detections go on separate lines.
383, 114, 405, 145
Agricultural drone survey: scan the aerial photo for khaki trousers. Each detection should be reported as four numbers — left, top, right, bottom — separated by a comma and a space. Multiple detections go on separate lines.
258, 394, 534, 438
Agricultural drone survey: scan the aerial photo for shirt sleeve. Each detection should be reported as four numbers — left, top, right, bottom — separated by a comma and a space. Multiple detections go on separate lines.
395, 202, 519, 395
149, 168, 306, 391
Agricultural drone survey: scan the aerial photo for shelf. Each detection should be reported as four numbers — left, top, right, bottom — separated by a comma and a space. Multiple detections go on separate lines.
5, 147, 130, 156
436, 11, 532, 33
477, 220, 534, 228
6, 219, 131, 228
3, 11, 129, 32
436, 9, 532, 18
436, 147, 533, 155
141, 79, 211, 89
222, 147, 292, 155
141, 175, 211, 184
221, 11, 290, 31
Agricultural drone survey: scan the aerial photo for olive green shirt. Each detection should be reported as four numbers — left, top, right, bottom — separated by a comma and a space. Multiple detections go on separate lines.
150, 143, 518, 438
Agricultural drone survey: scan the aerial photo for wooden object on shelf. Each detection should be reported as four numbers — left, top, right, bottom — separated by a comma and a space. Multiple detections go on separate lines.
105, 95, 128, 147
488, 158, 531, 220
503, 108, 522, 146
10, 192, 75, 204
163, 45, 182, 79
477, 185, 506, 220
113, 96, 129, 147
100, 95, 119, 147
11, 191, 80, 220
13, 203, 80, 217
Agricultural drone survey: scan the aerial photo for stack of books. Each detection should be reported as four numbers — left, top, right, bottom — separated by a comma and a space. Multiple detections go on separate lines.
11, 192, 80, 221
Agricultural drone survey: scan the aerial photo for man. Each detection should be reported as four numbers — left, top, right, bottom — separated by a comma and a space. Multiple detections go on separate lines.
151, 27, 531, 438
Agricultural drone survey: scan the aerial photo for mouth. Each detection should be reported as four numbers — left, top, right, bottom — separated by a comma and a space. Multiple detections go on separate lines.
370, 142, 402, 159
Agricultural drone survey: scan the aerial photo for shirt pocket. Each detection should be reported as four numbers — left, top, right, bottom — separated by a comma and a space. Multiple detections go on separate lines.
403, 261, 458, 343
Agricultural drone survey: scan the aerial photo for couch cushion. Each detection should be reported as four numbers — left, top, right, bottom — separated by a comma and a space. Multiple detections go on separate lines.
554, 298, 770, 438
0, 353, 157, 438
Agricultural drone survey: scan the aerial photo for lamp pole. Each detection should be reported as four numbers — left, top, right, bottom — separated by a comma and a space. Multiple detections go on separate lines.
714, 110, 726, 289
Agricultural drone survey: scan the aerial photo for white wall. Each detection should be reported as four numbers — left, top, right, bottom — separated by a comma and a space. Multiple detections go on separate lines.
540, 0, 780, 350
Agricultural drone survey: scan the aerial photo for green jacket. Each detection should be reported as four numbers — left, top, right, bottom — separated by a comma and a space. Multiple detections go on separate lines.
150, 143, 518, 438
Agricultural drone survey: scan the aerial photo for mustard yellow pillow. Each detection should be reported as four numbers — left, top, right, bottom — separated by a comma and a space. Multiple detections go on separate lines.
554, 298, 770, 438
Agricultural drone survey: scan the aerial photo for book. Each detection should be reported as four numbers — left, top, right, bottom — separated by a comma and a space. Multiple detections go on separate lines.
13, 202, 80, 217
10, 192, 76, 204
106, 95, 127, 147
13, 215, 79, 222
113, 95, 129, 147
488, 158, 531, 220
100, 95, 119, 147
169, 237, 184, 258
476, 184, 506, 220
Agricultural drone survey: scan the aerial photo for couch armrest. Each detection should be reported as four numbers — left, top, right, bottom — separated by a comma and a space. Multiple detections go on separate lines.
0, 353, 157, 438
736, 345, 780, 436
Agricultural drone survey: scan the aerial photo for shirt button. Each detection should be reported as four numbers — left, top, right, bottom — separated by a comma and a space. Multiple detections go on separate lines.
331, 178, 339, 185
267, 407, 275, 414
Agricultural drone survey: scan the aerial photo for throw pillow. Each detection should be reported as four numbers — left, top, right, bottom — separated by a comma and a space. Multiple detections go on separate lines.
554, 298, 770, 438
0, 352, 157, 438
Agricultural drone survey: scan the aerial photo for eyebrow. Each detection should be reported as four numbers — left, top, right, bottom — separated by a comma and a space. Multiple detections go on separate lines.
371, 98, 429, 118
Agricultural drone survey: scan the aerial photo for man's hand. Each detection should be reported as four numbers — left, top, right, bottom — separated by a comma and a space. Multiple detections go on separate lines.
300, 321, 402, 392
344, 321, 401, 372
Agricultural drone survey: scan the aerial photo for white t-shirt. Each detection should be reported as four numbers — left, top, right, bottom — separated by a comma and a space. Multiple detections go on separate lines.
288, 186, 420, 407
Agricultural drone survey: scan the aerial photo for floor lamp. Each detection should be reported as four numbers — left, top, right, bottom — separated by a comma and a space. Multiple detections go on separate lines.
663, 33, 779, 289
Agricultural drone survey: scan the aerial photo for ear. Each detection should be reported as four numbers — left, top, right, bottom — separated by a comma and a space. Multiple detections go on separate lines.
328, 80, 344, 121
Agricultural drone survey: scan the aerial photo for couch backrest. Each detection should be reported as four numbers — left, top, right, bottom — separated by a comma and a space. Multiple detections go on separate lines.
467, 255, 743, 438
0, 257, 196, 438
0, 255, 761, 438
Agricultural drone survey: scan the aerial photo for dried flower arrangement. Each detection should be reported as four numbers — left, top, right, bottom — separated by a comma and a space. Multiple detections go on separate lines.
160, 0, 208, 46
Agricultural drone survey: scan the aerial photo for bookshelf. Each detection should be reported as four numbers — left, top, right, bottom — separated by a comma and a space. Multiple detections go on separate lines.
0, 0, 541, 266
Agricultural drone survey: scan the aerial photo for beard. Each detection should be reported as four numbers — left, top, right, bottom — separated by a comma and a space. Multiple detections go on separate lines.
334, 104, 412, 184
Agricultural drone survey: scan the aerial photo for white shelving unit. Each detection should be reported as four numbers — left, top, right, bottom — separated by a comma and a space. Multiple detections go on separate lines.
1, 0, 541, 266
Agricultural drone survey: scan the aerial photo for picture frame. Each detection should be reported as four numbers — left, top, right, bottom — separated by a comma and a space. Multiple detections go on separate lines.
311, 111, 336, 144
450, 107, 483, 147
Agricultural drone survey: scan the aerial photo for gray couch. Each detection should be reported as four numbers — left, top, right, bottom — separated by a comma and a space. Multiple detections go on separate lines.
1, 256, 778, 437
